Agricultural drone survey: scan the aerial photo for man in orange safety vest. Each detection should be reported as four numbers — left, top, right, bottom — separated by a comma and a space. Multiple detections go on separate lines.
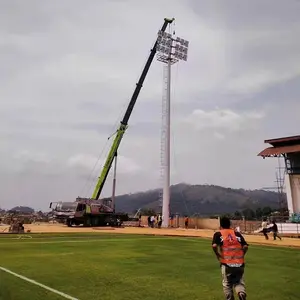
212, 216, 249, 300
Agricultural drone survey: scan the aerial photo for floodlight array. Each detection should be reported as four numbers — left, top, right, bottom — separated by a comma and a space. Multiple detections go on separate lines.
156, 30, 189, 63
173, 37, 189, 61
156, 30, 173, 56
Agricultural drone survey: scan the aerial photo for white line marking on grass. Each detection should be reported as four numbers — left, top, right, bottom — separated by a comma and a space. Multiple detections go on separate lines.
0, 266, 80, 300
13, 235, 33, 239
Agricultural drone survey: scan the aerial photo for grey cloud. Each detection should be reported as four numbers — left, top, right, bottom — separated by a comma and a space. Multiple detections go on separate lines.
187, 0, 300, 97
231, 75, 300, 112
189, 0, 300, 29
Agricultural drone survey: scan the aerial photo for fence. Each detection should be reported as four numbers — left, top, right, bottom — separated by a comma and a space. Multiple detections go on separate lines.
139, 215, 300, 235
140, 216, 260, 231
140, 216, 268, 231
231, 220, 261, 233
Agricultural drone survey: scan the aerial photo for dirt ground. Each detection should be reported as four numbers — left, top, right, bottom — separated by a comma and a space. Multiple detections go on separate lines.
1, 223, 300, 248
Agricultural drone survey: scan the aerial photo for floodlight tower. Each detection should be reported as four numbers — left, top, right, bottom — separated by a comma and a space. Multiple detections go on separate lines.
156, 25, 189, 227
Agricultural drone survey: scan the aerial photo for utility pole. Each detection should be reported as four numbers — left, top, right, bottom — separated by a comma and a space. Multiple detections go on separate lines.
156, 24, 189, 227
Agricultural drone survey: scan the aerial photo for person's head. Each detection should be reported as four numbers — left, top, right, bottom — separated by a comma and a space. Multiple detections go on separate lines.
272, 220, 276, 224
220, 216, 231, 229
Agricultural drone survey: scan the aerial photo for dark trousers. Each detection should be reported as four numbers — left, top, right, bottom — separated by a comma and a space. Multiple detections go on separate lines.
273, 231, 281, 240
262, 228, 269, 240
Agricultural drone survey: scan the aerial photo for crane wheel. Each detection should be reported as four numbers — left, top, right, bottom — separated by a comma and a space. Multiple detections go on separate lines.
66, 219, 73, 227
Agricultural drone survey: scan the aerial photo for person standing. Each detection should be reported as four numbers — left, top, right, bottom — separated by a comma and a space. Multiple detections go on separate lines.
184, 216, 189, 229
261, 218, 269, 240
212, 216, 248, 300
271, 220, 282, 241
157, 214, 162, 228
150, 215, 155, 228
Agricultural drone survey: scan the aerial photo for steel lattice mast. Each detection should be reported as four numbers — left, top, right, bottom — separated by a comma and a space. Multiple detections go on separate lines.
156, 24, 189, 227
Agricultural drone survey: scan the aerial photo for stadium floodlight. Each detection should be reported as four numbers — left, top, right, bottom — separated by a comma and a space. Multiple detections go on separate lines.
156, 31, 189, 64
156, 25, 190, 228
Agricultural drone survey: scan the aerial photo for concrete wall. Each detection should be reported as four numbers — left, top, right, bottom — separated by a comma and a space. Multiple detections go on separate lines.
185, 217, 219, 229
140, 216, 219, 230
137, 216, 300, 235
290, 174, 300, 213
277, 222, 300, 234
140, 216, 261, 231
285, 174, 300, 214
286, 174, 294, 213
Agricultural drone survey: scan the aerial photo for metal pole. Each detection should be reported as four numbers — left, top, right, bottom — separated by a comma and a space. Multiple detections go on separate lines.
111, 154, 117, 212
162, 59, 171, 228
156, 25, 189, 227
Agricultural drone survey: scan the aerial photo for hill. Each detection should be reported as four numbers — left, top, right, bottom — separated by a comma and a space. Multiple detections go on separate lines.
8, 206, 34, 214
112, 183, 283, 215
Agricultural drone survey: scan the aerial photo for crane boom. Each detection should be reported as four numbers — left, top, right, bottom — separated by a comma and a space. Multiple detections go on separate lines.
91, 18, 175, 200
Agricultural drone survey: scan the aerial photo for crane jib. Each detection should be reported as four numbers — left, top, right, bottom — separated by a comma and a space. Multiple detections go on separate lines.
92, 18, 175, 200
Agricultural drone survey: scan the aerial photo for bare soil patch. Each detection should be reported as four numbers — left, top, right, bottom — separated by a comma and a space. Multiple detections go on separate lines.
2, 223, 299, 248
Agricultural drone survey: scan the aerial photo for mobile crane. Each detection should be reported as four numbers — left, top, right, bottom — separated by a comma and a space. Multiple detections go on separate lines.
50, 18, 175, 227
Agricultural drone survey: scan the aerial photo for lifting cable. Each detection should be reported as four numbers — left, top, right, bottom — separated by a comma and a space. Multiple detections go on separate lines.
79, 42, 154, 198
78, 97, 130, 198
84, 32, 165, 198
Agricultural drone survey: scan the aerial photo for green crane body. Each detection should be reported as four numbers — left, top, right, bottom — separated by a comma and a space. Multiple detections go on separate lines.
91, 123, 127, 199
91, 18, 175, 202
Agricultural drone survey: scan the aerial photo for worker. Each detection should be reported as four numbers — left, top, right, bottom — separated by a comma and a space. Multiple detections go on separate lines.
184, 216, 189, 229
150, 215, 155, 228
261, 218, 269, 240
235, 225, 241, 233
157, 214, 162, 228
212, 216, 248, 300
271, 220, 282, 241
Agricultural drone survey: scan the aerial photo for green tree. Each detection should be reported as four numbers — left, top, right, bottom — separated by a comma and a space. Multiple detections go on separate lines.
140, 208, 156, 216
255, 207, 263, 219
234, 211, 242, 219
262, 206, 272, 216
242, 208, 255, 220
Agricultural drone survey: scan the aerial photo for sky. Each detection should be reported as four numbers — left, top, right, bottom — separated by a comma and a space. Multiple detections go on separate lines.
1, 0, 300, 210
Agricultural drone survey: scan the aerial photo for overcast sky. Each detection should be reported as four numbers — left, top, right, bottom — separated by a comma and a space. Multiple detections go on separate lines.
1, 0, 300, 210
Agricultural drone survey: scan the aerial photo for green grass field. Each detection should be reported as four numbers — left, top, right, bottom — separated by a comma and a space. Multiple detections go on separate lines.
0, 233, 299, 300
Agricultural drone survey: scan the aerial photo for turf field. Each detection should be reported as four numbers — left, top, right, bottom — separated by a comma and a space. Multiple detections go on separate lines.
0, 233, 299, 300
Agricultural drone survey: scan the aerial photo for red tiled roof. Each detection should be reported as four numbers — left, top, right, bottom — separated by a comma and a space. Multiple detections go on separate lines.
257, 144, 300, 157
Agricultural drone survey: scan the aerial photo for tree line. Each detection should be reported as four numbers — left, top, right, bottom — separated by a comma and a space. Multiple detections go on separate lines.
215, 206, 289, 220
137, 206, 289, 221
